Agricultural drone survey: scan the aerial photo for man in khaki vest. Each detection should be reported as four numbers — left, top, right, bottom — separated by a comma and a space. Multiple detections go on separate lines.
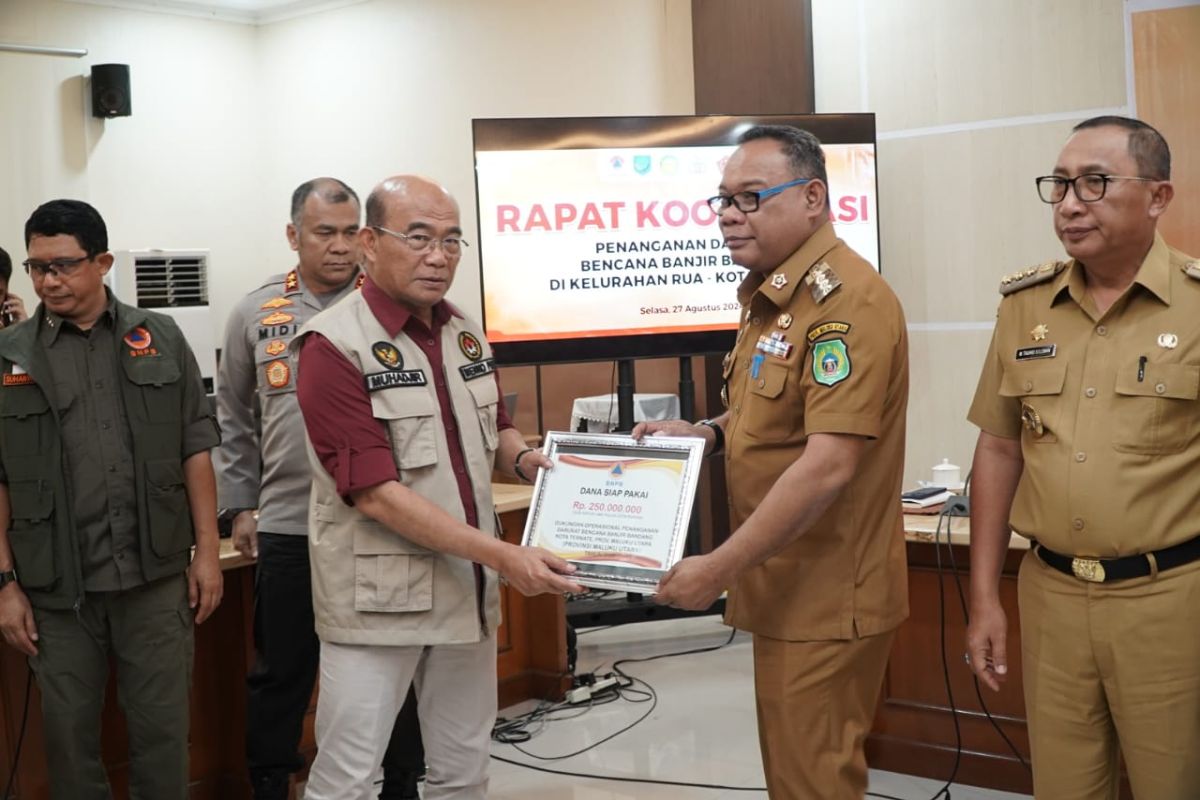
293, 175, 582, 800
215, 178, 425, 799
968, 116, 1200, 798
635, 125, 909, 799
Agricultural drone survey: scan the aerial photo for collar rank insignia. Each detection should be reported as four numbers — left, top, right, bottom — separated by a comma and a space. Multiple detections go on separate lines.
458, 331, 483, 361
260, 296, 293, 310
355, 272, 366, 289
805, 262, 841, 304
261, 311, 294, 326
284, 270, 300, 292
770, 273, 788, 290
264, 339, 287, 357
372, 341, 403, 370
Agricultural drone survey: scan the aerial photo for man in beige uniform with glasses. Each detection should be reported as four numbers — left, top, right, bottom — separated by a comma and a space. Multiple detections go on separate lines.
967, 115, 1200, 798
635, 125, 909, 799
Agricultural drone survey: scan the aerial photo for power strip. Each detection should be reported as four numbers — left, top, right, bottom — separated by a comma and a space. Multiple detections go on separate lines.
944, 495, 970, 517
566, 675, 623, 704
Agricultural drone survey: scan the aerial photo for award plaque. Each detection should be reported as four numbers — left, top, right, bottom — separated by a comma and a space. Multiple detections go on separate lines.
521, 431, 706, 594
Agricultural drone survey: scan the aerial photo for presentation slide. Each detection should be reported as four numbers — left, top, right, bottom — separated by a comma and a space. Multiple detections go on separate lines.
476, 143, 877, 344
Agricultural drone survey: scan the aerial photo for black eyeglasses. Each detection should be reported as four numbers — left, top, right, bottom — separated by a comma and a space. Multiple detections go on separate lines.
1035, 173, 1157, 204
372, 225, 468, 256
22, 256, 89, 279
706, 177, 813, 214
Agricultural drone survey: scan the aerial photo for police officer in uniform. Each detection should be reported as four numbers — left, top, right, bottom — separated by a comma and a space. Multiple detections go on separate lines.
635, 125, 910, 799
0, 199, 222, 799
215, 178, 424, 799
968, 116, 1200, 798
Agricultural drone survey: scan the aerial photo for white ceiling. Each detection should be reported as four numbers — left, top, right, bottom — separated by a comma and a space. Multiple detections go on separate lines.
65, 0, 369, 25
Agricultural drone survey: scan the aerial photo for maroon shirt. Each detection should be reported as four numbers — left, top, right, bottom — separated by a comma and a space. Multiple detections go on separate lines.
296, 276, 513, 523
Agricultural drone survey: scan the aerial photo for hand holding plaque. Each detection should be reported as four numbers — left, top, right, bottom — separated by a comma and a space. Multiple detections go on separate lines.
520, 431, 705, 593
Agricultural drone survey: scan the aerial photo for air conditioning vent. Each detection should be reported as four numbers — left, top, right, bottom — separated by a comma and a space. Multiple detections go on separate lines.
132, 254, 208, 308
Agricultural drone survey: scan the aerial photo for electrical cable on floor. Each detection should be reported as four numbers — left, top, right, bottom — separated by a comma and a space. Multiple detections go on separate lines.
2, 667, 33, 800
939, 494, 1032, 774
497, 491, 1032, 799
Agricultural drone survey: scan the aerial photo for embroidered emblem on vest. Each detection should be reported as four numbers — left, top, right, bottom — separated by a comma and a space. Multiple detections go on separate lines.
372, 341, 403, 370
458, 331, 483, 361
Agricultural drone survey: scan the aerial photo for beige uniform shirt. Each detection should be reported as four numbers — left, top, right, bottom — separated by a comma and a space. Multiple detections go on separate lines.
969, 234, 1200, 557
723, 222, 910, 642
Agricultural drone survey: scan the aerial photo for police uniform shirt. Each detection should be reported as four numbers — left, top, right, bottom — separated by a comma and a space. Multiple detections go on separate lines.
722, 222, 910, 642
969, 234, 1200, 557
215, 268, 362, 535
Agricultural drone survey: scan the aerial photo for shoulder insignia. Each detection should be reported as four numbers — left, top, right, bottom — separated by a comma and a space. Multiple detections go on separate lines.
284, 270, 300, 293
805, 261, 842, 304
999, 261, 1065, 296
1181, 260, 1200, 281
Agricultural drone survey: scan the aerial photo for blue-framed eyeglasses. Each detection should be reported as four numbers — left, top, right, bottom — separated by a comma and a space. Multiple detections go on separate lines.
706, 177, 813, 214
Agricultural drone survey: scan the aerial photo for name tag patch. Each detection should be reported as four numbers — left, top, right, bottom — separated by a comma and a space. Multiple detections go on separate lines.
1015, 345, 1056, 361
365, 370, 428, 391
459, 358, 496, 381
2, 373, 34, 386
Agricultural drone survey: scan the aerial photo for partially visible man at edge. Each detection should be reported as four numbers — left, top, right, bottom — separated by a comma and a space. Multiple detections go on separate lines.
0, 199, 222, 799
967, 116, 1200, 798
0, 245, 29, 328
215, 177, 426, 800
294, 175, 582, 800
635, 125, 910, 799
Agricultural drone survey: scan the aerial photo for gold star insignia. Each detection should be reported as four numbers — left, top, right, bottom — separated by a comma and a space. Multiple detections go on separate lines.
1031, 324, 1049, 342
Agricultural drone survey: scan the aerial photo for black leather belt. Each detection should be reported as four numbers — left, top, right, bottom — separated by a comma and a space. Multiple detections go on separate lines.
1034, 534, 1200, 583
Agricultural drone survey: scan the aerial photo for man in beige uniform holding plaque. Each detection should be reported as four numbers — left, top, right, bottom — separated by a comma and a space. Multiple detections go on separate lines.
967, 116, 1200, 798
635, 125, 909, 799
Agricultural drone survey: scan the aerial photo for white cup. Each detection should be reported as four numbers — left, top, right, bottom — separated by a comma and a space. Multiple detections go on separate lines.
932, 458, 961, 489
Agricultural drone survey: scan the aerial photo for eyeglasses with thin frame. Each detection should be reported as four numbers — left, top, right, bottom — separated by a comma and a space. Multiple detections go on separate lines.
707, 177, 813, 215
1035, 173, 1157, 204
371, 225, 468, 256
22, 256, 90, 279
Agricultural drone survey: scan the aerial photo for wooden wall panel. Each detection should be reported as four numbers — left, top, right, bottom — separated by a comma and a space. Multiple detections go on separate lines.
1134, 5, 1200, 258
691, 0, 815, 115
691, 0, 815, 549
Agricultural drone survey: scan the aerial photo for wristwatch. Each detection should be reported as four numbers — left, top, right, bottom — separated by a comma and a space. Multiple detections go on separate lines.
0, 569, 18, 590
696, 419, 725, 456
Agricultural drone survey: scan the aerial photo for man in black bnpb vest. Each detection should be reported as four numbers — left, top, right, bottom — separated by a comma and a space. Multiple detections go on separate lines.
0, 199, 223, 799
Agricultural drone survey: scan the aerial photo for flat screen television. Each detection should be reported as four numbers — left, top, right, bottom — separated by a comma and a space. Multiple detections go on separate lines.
472, 114, 879, 366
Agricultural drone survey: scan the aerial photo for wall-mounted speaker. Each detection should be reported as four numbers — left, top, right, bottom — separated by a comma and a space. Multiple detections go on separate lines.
91, 63, 131, 118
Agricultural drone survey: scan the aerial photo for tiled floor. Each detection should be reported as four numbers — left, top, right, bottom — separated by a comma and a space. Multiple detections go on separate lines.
485, 615, 1031, 800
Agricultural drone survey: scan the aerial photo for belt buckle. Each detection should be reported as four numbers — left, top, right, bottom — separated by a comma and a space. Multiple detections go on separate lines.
1071, 557, 1106, 583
